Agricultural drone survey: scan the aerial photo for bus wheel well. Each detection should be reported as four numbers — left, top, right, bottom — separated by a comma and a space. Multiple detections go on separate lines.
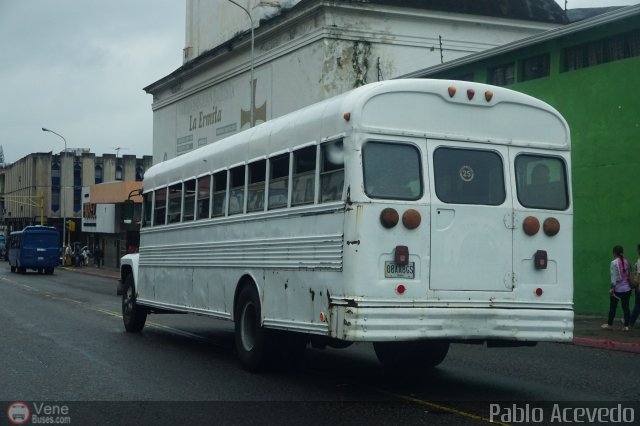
120, 265, 134, 284
233, 275, 259, 321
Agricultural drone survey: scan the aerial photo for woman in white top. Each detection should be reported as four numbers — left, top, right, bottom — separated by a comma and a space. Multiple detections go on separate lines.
601, 245, 631, 331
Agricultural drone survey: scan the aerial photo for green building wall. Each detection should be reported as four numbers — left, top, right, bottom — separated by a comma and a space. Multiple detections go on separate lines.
425, 16, 640, 314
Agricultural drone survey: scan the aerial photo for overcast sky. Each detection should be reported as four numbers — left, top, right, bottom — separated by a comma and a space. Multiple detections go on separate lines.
0, 0, 638, 164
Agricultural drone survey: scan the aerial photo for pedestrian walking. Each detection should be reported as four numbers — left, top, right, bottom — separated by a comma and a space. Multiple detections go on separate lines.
601, 245, 632, 331
94, 244, 103, 268
629, 243, 640, 327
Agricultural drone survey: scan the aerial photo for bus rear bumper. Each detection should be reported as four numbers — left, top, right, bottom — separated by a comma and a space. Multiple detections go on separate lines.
331, 306, 574, 343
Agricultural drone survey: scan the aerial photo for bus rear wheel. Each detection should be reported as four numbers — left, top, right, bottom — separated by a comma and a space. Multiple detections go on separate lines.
122, 274, 147, 333
235, 285, 270, 372
373, 340, 450, 371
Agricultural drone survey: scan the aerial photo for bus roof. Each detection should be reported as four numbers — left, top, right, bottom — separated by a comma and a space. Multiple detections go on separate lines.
144, 79, 569, 190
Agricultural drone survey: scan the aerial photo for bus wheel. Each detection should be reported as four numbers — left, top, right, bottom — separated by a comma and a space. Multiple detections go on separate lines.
10, 265, 15, 273
18, 266, 26, 274
373, 340, 450, 370
122, 274, 147, 333
235, 285, 270, 372
45, 268, 54, 275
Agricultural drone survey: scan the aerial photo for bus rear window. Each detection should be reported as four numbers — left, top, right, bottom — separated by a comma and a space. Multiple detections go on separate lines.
363, 142, 422, 200
433, 148, 505, 205
515, 155, 569, 210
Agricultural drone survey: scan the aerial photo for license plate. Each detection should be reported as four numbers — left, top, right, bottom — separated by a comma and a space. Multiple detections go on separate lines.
384, 261, 415, 279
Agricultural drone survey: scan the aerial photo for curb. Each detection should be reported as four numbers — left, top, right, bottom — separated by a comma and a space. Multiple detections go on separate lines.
572, 336, 640, 354
60, 266, 119, 281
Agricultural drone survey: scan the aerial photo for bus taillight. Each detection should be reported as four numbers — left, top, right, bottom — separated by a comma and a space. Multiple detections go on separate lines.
523, 216, 540, 236
380, 208, 399, 228
402, 209, 421, 229
543, 218, 560, 236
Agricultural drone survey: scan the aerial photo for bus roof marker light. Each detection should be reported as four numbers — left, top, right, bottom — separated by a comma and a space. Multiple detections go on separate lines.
467, 89, 475, 100
343, 112, 351, 121
380, 208, 399, 228
448, 86, 456, 98
543, 218, 560, 236
485, 90, 493, 102
523, 216, 540, 236
402, 209, 421, 229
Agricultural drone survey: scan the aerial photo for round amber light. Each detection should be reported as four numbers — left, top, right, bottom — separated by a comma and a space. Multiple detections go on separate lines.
402, 209, 421, 230
380, 208, 399, 228
523, 216, 540, 236
543, 218, 560, 236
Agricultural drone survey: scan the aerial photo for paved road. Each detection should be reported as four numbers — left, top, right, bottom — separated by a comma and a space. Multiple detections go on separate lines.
1, 267, 639, 425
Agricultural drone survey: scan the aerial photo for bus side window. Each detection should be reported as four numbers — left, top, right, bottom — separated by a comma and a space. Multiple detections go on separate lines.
212, 171, 227, 217
247, 160, 266, 212
229, 166, 245, 215
268, 153, 289, 210
154, 188, 167, 226
320, 140, 344, 203
168, 183, 182, 223
183, 179, 196, 221
292, 146, 316, 206
142, 192, 152, 227
196, 175, 211, 220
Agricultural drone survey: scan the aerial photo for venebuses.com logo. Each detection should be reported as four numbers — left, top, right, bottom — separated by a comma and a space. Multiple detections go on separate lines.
6, 402, 30, 425
6, 401, 72, 424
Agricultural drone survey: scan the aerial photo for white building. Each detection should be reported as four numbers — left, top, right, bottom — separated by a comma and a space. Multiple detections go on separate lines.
146, 0, 567, 163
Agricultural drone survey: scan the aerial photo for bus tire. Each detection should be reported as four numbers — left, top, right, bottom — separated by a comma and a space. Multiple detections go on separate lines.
373, 340, 450, 370
10, 265, 16, 273
235, 285, 271, 372
18, 266, 26, 274
122, 274, 147, 333
45, 268, 54, 275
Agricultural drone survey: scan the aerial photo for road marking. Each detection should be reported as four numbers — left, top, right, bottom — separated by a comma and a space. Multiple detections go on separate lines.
363, 386, 509, 425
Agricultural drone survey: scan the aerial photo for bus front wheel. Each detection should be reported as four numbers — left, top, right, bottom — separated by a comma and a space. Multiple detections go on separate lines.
373, 340, 450, 370
122, 274, 147, 333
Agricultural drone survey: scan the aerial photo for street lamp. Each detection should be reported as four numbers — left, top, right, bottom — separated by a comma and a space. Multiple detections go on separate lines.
227, 0, 254, 128
42, 127, 68, 249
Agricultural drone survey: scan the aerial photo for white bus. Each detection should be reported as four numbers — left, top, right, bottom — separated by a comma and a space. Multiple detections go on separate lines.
120, 79, 573, 372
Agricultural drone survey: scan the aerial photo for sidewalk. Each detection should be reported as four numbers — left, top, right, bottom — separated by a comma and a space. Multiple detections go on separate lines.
63, 265, 640, 354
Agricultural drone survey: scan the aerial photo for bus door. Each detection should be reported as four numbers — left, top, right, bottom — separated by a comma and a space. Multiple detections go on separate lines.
427, 141, 514, 292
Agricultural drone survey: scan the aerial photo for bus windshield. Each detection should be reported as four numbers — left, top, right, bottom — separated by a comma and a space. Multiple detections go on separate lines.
363, 142, 422, 200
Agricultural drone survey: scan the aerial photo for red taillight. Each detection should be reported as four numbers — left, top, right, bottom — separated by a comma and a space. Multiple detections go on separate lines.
395, 245, 409, 266
402, 209, 421, 229
380, 208, 399, 228
535, 288, 543, 297
543, 217, 560, 236
396, 284, 406, 295
523, 216, 540, 236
